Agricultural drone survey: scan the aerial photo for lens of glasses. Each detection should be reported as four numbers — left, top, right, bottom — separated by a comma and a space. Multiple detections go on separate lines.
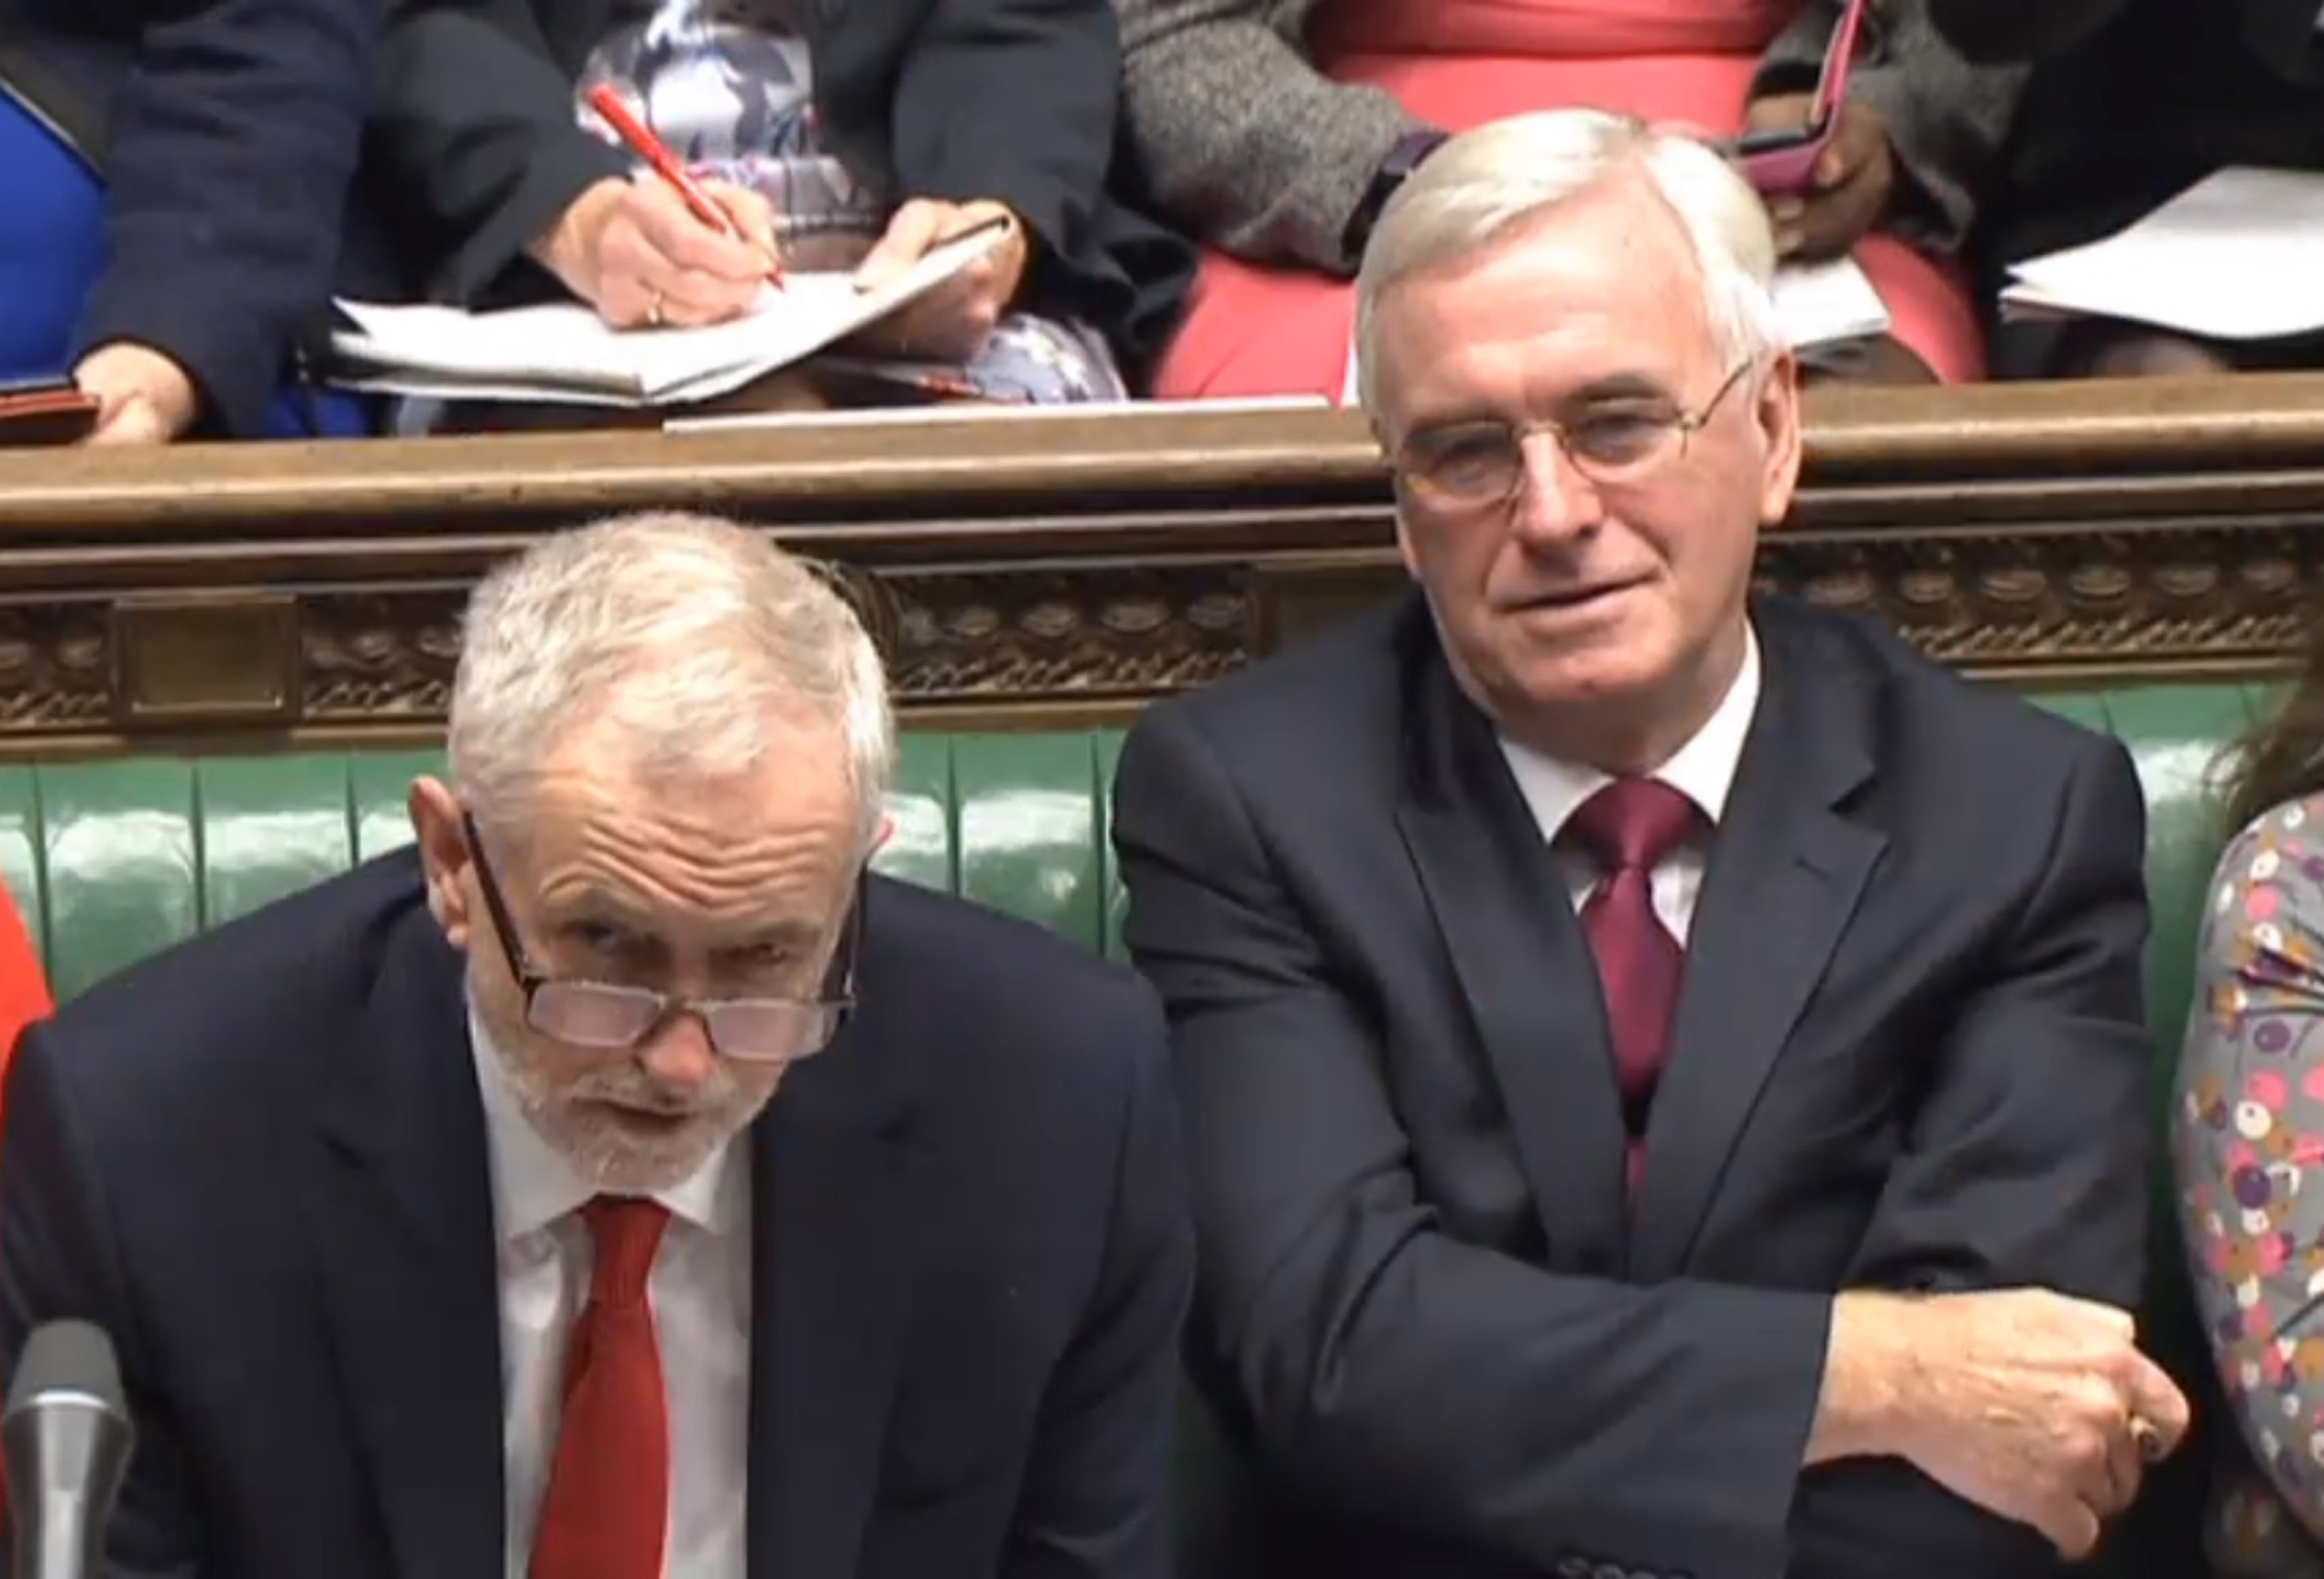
701, 999, 846, 1063
526, 980, 843, 1063
1407, 426, 1520, 501
1564, 413, 1680, 473
1405, 414, 1682, 504
530, 981, 665, 1048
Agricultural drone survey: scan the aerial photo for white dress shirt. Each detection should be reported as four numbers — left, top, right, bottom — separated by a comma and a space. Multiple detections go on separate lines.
471, 1011, 753, 1579
1497, 626, 1763, 942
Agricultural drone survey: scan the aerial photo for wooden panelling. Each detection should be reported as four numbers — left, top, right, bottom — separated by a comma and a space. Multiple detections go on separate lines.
0, 375, 2321, 752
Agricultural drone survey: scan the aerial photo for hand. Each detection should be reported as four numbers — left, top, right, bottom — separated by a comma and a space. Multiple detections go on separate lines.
1841, 1288, 2190, 1559
851, 198, 1030, 363
73, 342, 200, 445
1740, 96, 1896, 260
534, 175, 779, 330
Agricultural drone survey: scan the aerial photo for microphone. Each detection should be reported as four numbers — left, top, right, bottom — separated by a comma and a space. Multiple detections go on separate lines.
2, 1321, 133, 1579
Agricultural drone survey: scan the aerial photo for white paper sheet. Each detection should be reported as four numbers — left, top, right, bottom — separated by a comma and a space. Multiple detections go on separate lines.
1770, 258, 1891, 350
2001, 167, 2324, 341
326, 220, 1009, 406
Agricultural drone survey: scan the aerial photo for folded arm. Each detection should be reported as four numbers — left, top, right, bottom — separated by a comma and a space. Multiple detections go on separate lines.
1112, 706, 1833, 1579
1796, 734, 2154, 1575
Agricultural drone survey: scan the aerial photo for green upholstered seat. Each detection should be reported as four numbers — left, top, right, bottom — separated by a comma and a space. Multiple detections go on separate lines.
0, 693, 2274, 1574
0, 733, 1133, 1001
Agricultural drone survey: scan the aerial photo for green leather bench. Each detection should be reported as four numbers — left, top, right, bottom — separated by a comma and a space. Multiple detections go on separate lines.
0, 688, 2277, 1575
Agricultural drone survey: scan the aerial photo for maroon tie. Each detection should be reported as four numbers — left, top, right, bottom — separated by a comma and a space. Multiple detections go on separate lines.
1566, 779, 1701, 1197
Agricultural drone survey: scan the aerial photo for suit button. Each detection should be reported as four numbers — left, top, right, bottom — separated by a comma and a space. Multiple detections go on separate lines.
1590, 1566, 1625, 1579
1553, 1559, 1589, 1579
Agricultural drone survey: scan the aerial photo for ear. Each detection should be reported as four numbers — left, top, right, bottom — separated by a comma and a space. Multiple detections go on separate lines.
1752, 351, 1805, 531
407, 776, 475, 950
869, 810, 896, 855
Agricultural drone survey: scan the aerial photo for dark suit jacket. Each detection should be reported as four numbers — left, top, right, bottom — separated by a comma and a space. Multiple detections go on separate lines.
0, 0, 403, 437
370, 0, 1195, 368
1111, 592, 2154, 1579
1975, 0, 2324, 275
1926, 0, 2129, 57
0, 851, 1191, 1579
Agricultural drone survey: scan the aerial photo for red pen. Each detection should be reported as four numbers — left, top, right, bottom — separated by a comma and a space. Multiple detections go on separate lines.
586, 82, 785, 289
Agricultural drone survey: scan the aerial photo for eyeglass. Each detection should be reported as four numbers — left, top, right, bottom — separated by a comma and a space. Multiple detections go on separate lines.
1390, 362, 1753, 513
463, 812, 860, 1065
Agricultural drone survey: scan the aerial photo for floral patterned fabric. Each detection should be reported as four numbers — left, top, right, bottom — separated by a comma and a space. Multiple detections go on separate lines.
2179, 793, 2324, 1578
573, 0, 1127, 404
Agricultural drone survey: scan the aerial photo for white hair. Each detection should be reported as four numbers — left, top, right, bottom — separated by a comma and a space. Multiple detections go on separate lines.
1352, 109, 1783, 416
448, 510, 895, 850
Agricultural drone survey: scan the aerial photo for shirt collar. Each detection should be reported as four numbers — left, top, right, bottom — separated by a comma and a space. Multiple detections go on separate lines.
1498, 622, 1762, 844
468, 1001, 744, 1243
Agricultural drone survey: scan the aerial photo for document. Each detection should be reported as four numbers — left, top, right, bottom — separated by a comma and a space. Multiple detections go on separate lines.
1770, 257, 1891, 351
2000, 167, 2324, 340
326, 219, 1010, 407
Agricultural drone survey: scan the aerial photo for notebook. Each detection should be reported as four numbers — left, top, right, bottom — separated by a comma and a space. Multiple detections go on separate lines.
326, 218, 1011, 407
0, 380, 99, 448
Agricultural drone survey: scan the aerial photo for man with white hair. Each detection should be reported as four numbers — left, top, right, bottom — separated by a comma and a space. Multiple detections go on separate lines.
0, 512, 1192, 1579
1114, 109, 2188, 1579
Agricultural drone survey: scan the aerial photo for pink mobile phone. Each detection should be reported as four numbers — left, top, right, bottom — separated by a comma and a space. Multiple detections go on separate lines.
1736, 0, 1870, 195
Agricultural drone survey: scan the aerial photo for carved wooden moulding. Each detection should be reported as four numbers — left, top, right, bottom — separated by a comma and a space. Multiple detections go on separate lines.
0, 518, 2296, 748
2, 377, 2323, 748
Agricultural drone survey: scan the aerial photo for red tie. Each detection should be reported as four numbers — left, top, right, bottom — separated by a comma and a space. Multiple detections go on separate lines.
530, 1197, 672, 1579
1567, 779, 1701, 1197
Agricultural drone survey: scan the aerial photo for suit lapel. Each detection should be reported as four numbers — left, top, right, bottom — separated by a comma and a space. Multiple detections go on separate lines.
1395, 657, 1631, 1272
746, 893, 926, 1578
1627, 613, 1887, 1281
307, 900, 505, 1579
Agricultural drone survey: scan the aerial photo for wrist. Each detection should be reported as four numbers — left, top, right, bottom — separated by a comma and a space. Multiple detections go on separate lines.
1341, 127, 1449, 272
1806, 1290, 1917, 1465
530, 178, 627, 301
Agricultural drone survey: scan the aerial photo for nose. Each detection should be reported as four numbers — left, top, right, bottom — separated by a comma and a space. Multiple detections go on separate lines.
635, 1011, 721, 1097
1507, 430, 1606, 548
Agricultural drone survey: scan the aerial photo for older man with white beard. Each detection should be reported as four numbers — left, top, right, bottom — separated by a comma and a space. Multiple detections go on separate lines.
0, 511, 1191, 1579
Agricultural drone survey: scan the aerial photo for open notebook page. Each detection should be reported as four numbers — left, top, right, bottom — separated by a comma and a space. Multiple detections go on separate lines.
328, 219, 1009, 406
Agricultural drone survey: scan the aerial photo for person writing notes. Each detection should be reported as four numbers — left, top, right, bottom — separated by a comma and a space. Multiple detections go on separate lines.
1111, 109, 2189, 1579
372, 0, 1191, 403
0, 514, 1192, 1578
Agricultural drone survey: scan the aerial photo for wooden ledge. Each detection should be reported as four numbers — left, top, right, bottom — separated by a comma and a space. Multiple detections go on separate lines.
0, 375, 2317, 752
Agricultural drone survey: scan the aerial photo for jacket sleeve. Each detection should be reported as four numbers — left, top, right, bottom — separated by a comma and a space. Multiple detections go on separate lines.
369, 0, 627, 303
1925, 0, 2132, 59
1113, 0, 1423, 273
0, 1026, 208, 1575
73, 0, 385, 437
